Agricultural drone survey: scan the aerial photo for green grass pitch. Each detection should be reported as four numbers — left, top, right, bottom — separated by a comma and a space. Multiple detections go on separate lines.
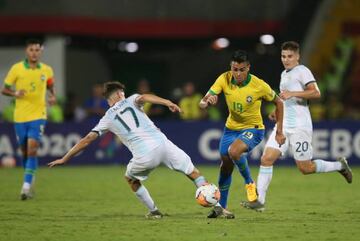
0, 165, 359, 241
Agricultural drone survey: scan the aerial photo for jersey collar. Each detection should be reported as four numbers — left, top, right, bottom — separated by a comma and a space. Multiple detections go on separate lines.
231, 73, 251, 87
23, 59, 41, 69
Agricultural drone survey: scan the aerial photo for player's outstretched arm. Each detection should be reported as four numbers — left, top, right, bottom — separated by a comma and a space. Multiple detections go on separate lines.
273, 95, 286, 146
1, 86, 26, 98
136, 94, 181, 113
47, 83, 57, 106
199, 92, 218, 109
280, 82, 321, 100
48, 131, 99, 167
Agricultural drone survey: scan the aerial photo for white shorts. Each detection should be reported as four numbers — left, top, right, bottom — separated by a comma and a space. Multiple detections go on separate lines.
265, 128, 313, 161
125, 139, 195, 181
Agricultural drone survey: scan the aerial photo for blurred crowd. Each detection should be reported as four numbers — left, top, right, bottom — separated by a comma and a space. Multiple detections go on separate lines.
1, 70, 359, 123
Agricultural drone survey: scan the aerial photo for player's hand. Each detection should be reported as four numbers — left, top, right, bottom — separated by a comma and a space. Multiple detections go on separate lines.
268, 112, 277, 121
206, 95, 218, 105
279, 90, 292, 100
275, 132, 286, 147
168, 102, 182, 113
48, 159, 66, 168
48, 94, 57, 106
14, 89, 26, 98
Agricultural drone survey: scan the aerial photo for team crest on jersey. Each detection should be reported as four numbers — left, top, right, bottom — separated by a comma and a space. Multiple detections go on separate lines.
246, 96, 253, 103
41, 74, 46, 81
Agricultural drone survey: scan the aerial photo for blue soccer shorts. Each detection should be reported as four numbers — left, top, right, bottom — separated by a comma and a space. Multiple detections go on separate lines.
219, 127, 265, 156
14, 119, 46, 146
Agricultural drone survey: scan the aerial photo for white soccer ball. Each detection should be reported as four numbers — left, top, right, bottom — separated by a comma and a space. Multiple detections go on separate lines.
195, 183, 220, 207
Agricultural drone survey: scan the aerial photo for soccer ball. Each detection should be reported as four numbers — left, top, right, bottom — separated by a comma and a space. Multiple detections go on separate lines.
195, 183, 220, 207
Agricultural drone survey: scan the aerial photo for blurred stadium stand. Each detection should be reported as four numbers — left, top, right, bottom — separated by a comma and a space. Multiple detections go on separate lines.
0, 0, 310, 106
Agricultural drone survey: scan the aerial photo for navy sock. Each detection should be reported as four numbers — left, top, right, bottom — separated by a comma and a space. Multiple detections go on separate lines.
234, 154, 253, 184
24, 157, 37, 184
22, 157, 27, 169
218, 173, 232, 208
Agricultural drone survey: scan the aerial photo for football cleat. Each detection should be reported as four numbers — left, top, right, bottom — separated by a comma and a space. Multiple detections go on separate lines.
20, 189, 33, 201
207, 206, 235, 219
145, 210, 163, 219
245, 182, 258, 202
338, 157, 352, 184
240, 200, 265, 212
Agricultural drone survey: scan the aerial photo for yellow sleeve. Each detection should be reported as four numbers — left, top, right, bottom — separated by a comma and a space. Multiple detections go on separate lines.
3, 65, 17, 87
261, 80, 276, 101
209, 74, 225, 95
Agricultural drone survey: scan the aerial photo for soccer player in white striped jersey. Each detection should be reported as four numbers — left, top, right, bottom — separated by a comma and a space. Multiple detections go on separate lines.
241, 41, 352, 212
48, 82, 209, 219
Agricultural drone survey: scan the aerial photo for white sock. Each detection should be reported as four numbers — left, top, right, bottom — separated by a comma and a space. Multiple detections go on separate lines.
194, 176, 207, 187
257, 166, 273, 205
135, 185, 157, 212
22, 182, 31, 190
313, 159, 342, 173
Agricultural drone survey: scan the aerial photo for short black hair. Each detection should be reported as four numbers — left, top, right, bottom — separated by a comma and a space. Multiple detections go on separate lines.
231, 50, 250, 64
281, 41, 300, 53
103, 81, 126, 99
25, 38, 42, 47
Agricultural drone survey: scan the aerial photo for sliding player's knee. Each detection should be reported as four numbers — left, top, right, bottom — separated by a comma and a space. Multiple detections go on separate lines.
228, 147, 242, 161
125, 176, 141, 191
296, 162, 314, 175
27, 147, 37, 157
27, 144, 39, 156
189, 167, 201, 178
260, 154, 275, 166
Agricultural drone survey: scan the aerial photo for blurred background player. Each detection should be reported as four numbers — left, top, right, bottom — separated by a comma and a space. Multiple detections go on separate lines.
83, 83, 109, 122
241, 41, 353, 212
136, 78, 164, 118
48, 82, 209, 219
199, 50, 285, 218
179, 81, 206, 120
1, 39, 56, 200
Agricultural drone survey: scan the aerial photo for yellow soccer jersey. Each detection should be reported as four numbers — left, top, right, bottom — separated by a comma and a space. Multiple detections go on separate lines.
3, 60, 54, 122
179, 93, 203, 120
209, 71, 275, 130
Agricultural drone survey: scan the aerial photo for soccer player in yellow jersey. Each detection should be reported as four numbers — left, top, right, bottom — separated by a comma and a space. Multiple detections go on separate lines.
1, 39, 56, 200
199, 50, 285, 218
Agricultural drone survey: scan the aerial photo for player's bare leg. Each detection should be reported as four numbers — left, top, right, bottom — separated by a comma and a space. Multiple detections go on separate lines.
21, 139, 39, 200
207, 157, 235, 219
125, 176, 163, 219
229, 139, 257, 202
186, 167, 208, 187
241, 147, 280, 212
297, 158, 352, 183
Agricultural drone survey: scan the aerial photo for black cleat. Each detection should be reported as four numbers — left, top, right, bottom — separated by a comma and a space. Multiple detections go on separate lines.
240, 200, 265, 212
207, 206, 235, 219
145, 210, 163, 219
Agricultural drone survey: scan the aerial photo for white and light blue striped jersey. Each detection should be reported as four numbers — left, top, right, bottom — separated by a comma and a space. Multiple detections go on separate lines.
279, 65, 315, 131
92, 94, 167, 158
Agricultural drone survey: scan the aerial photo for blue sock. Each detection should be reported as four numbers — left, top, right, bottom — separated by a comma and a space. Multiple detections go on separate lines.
194, 176, 207, 187
24, 157, 38, 184
233, 154, 253, 184
218, 173, 232, 208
